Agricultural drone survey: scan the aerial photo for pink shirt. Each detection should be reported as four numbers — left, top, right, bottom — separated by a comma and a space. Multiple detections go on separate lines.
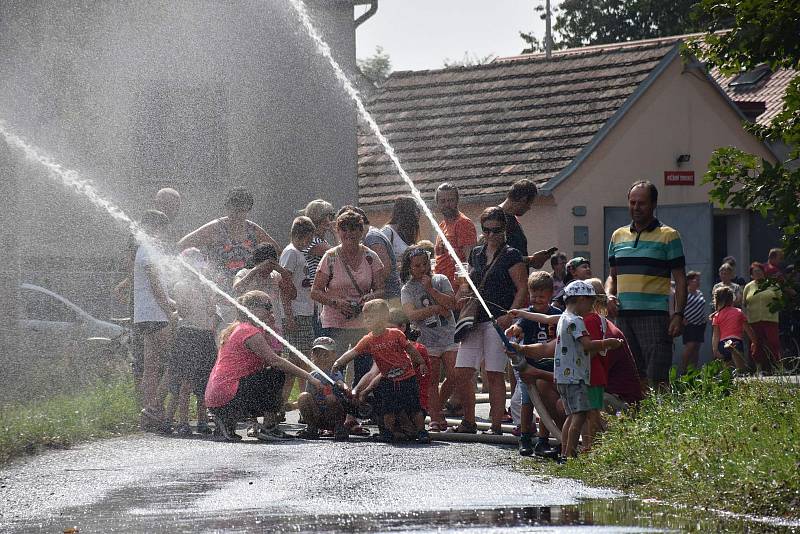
318, 246, 383, 329
205, 323, 265, 408
712, 306, 746, 340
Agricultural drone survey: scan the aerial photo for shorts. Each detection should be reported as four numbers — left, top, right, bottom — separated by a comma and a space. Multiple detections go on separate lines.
211, 368, 285, 422
169, 326, 218, 398
513, 368, 532, 406
426, 343, 460, 358
615, 314, 673, 382
374, 375, 422, 416
587, 385, 604, 410
682, 323, 707, 344
284, 315, 316, 357
135, 321, 169, 335
455, 321, 508, 373
556, 382, 591, 416
718, 338, 743, 361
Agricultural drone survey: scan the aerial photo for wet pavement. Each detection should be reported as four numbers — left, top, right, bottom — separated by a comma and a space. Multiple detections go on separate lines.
1, 418, 798, 532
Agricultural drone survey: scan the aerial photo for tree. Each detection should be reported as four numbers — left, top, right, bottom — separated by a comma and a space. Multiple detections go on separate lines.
357, 46, 392, 86
443, 52, 497, 68
520, 0, 705, 52
685, 0, 800, 312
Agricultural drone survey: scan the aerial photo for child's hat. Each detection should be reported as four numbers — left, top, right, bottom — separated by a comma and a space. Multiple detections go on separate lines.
311, 337, 337, 351
563, 280, 596, 298
567, 256, 590, 270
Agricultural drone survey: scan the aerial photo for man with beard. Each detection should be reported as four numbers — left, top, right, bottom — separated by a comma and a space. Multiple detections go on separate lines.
433, 183, 478, 292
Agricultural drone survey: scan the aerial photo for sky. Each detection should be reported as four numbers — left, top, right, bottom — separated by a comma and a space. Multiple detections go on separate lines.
355, 0, 548, 72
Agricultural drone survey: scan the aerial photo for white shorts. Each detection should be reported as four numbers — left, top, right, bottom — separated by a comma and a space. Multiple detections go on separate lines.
455, 321, 509, 373
427, 343, 460, 358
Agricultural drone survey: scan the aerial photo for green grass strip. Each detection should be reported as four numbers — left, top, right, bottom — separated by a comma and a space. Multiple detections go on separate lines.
539, 378, 800, 519
0, 378, 140, 465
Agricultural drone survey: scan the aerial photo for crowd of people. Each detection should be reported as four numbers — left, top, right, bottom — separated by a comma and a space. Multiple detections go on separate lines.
119, 178, 794, 463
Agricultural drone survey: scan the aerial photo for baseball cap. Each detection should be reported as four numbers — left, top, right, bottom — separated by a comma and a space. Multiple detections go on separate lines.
311, 337, 337, 351
563, 280, 596, 298
567, 257, 590, 270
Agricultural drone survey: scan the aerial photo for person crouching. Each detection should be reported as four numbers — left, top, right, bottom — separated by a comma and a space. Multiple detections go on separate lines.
332, 299, 431, 444
204, 291, 322, 441
296, 337, 350, 441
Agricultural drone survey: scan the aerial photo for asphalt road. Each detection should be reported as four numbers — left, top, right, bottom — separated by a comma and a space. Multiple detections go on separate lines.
0, 419, 620, 533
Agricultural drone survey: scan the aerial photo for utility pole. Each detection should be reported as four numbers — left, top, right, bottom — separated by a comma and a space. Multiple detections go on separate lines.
545, 0, 552, 59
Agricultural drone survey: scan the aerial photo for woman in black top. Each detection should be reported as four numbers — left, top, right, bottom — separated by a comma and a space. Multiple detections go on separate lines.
450, 207, 528, 434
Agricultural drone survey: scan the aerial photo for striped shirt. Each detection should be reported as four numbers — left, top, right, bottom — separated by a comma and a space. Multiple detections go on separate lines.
684, 290, 707, 325
608, 218, 685, 315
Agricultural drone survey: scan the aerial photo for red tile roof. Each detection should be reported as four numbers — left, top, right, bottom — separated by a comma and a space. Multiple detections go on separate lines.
712, 67, 794, 125
357, 35, 793, 208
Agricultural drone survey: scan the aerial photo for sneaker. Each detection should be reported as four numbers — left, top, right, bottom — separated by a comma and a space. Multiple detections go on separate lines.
446, 420, 478, 434
254, 424, 293, 441
518, 433, 534, 456
297, 427, 320, 440
511, 425, 521, 437
333, 423, 350, 442
416, 430, 431, 444
534, 437, 560, 459
175, 423, 192, 437
481, 426, 503, 436
213, 416, 241, 442
195, 423, 213, 435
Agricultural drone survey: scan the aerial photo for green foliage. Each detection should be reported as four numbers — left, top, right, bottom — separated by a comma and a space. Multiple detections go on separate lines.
0, 378, 140, 465
521, 0, 704, 52
669, 359, 734, 399
539, 380, 800, 518
357, 46, 392, 86
442, 52, 497, 69
686, 0, 800, 310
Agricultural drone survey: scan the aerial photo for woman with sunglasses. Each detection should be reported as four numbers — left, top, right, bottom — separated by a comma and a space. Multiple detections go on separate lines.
205, 291, 322, 441
450, 207, 529, 434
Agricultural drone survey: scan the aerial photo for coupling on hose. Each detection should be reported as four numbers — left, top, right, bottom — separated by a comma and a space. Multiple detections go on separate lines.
490, 318, 528, 371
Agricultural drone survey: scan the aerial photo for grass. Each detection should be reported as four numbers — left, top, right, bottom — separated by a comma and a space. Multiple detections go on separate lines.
534, 365, 800, 519
0, 378, 140, 465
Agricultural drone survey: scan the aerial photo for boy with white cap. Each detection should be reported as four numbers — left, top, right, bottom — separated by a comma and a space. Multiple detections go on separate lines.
555, 280, 622, 461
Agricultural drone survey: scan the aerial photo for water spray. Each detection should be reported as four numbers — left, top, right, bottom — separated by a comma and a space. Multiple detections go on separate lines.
0, 123, 335, 385
287, 0, 512, 350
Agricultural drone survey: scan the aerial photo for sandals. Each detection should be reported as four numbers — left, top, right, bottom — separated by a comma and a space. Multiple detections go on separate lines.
428, 421, 448, 432
446, 420, 478, 434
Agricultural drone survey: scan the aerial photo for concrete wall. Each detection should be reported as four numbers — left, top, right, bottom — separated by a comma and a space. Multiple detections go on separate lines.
0, 0, 358, 315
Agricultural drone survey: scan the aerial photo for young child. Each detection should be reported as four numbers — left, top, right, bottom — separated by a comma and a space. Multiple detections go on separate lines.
551, 281, 621, 460
280, 216, 317, 404
333, 299, 431, 443
296, 336, 349, 441
163, 248, 219, 436
712, 285, 756, 373
505, 271, 561, 457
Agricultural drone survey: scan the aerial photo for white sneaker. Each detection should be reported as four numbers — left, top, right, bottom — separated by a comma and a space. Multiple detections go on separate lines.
253, 424, 293, 441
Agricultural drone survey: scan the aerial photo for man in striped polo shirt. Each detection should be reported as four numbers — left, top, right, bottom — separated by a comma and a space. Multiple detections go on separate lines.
606, 181, 687, 388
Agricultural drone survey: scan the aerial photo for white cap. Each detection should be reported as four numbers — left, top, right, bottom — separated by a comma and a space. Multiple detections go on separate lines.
563, 280, 596, 298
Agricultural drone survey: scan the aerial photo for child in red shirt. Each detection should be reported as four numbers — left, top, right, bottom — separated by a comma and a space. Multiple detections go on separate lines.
712, 285, 756, 372
333, 299, 431, 443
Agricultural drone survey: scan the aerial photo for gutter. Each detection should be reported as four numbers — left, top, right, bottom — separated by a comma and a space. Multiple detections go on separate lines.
354, 0, 378, 28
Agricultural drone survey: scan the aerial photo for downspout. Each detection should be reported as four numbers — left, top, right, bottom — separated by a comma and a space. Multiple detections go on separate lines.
354, 0, 378, 28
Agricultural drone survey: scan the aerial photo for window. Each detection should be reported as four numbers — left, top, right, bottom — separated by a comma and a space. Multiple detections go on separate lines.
729, 66, 771, 88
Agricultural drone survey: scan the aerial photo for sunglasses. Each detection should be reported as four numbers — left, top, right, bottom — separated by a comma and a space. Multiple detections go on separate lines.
252, 302, 273, 311
339, 224, 363, 232
481, 226, 505, 235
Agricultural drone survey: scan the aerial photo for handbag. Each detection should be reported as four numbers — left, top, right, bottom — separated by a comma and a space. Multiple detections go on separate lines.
453, 247, 504, 342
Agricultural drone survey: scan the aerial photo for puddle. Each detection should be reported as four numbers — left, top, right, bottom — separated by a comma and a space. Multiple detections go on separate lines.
9, 499, 799, 533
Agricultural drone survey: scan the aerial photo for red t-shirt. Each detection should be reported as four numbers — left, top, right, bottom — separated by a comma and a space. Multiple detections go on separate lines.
712, 306, 746, 340
583, 313, 608, 387
354, 328, 416, 382
600, 319, 643, 404
205, 323, 265, 408
434, 212, 478, 290
413, 341, 432, 411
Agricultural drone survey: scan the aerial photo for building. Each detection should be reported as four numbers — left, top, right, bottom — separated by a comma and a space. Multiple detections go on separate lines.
0, 0, 373, 319
358, 35, 788, 305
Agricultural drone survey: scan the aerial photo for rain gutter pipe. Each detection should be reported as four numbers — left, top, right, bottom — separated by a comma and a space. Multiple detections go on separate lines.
353, 0, 377, 28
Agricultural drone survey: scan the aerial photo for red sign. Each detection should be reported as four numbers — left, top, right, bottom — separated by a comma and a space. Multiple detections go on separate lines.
664, 171, 695, 186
